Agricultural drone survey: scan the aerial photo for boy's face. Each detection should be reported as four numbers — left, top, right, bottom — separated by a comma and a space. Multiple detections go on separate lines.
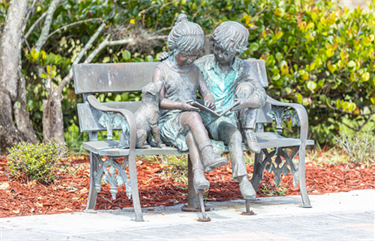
175, 50, 200, 67
214, 44, 237, 65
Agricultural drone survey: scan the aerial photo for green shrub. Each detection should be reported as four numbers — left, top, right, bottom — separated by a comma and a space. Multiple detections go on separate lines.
335, 132, 375, 167
240, 0, 375, 144
14, 0, 374, 148
7, 142, 68, 184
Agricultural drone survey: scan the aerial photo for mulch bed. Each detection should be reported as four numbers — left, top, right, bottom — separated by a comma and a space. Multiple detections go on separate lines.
0, 155, 374, 218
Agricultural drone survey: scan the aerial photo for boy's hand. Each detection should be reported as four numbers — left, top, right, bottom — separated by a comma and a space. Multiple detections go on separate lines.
180, 100, 200, 111
232, 99, 249, 111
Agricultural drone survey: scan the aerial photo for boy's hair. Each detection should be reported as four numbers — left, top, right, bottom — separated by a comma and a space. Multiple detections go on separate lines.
213, 21, 249, 55
167, 14, 204, 56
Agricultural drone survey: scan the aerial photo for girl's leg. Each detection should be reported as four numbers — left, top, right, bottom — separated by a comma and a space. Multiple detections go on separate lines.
186, 131, 209, 191
181, 111, 227, 170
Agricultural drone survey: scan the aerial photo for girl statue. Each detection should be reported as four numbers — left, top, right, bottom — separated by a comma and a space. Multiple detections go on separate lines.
152, 14, 227, 192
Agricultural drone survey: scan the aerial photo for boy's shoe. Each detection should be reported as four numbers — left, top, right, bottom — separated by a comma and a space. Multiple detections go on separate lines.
244, 129, 261, 154
239, 177, 256, 199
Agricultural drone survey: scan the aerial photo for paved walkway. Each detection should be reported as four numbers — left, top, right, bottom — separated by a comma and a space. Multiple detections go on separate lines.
0, 190, 374, 240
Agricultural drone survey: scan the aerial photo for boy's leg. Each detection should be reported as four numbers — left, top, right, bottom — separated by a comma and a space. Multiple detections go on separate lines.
217, 121, 256, 199
181, 111, 227, 170
236, 82, 261, 153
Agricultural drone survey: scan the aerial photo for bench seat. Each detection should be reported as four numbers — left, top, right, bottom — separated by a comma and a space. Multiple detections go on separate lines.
83, 132, 314, 157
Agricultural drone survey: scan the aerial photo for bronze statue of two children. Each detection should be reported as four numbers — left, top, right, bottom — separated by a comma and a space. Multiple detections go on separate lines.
149, 14, 267, 200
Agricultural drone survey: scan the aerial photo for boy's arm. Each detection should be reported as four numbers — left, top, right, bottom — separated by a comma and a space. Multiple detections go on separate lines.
232, 66, 267, 111
152, 67, 199, 111
197, 68, 216, 109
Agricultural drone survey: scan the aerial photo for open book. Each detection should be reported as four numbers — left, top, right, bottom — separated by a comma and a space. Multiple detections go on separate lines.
191, 100, 240, 125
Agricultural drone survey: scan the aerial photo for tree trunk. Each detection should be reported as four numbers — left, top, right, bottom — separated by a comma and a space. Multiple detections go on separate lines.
42, 83, 65, 144
0, 0, 37, 153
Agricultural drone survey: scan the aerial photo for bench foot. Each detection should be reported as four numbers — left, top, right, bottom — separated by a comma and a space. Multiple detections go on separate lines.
241, 199, 255, 215
84, 209, 97, 214
181, 205, 210, 212
197, 193, 211, 222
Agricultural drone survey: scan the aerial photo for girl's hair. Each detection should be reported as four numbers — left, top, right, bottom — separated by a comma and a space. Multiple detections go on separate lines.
213, 21, 249, 55
167, 14, 204, 56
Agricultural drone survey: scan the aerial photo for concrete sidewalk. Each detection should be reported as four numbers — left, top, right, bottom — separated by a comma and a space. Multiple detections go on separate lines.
0, 190, 374, 240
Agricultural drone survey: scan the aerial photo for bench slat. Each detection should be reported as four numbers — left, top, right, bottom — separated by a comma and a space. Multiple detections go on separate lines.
77, 100, 272, 132
77, 101, 141, 132
73, 59, 268, 94
82, 132, 314, 157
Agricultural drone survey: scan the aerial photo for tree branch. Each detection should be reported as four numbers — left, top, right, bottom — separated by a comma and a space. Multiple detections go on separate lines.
358, 113, 375, 132
24, 11, 48, 40
56, 23, 106, 96
318, 103, 375, 116
56, 33, 167, 97
34, 0, 62, 51
84, 34, 111, 63
46, 18, 102, 39
0, 9, 6, 18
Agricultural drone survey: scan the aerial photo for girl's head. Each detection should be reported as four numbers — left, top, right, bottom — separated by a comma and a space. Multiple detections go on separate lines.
213, 21, 249, 64
167, 14, 204, 67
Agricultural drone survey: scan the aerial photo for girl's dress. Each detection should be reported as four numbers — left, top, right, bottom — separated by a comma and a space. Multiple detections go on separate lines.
157, 61, 200, 151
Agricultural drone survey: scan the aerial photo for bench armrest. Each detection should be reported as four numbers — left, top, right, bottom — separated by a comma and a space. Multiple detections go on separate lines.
87, 94, 137, 152
266, 95, 309, 147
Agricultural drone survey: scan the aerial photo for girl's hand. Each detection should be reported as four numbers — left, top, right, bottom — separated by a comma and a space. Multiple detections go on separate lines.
204, 95, 216, 110
180, 100, 200, 111
158, 52, 169, 62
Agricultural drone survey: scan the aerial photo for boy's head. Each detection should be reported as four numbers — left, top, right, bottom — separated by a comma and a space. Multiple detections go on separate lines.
167, 14, 204, 66
213, 21, 249, 64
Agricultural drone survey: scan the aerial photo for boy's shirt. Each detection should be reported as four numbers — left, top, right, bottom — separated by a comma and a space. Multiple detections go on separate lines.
195, 54, 267, 115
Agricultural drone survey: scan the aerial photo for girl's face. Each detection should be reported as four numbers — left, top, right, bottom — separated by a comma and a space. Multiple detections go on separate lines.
174, 50, 200, 67
214, 44, 237, 65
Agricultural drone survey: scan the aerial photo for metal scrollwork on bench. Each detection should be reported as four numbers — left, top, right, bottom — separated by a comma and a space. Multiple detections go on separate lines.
267, 106, 300, 133
265, 146, 299, 187
92, 154, 132, 200
254, 146, 300, 188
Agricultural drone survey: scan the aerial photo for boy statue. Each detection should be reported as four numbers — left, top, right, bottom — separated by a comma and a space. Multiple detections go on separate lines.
194, 21, 267, 199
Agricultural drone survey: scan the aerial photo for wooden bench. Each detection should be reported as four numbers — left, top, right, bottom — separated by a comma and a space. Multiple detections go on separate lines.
72, 59, 314, 222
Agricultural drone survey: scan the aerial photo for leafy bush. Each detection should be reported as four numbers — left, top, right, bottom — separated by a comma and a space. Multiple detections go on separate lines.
4, 0, 372, 149
335, 132, 375, 167
240, 0, 375, 144
7, 142, 68, 184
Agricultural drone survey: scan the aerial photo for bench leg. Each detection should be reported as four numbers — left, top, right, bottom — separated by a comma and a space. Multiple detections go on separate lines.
181, 155, 210, 212
298, 146, 312, 208
251, 151, 265, 192
128, 153, 144, 222
86, 152, 99, 212
197, 193, 210, 222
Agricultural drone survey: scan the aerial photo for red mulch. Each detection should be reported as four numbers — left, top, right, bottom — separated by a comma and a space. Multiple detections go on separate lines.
0, 156, 374, 218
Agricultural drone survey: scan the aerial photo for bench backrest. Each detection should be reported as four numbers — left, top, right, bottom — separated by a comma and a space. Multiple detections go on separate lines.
73, 59, 272, 133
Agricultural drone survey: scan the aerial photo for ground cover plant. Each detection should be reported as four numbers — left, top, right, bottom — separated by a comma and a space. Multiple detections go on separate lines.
0, 151, 374, 218
7, 142, 67, 184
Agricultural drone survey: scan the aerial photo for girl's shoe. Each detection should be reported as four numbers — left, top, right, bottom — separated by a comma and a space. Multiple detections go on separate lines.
193, 168, 210, 193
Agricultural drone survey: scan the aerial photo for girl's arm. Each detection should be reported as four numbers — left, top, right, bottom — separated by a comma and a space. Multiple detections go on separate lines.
197, 69, 216, 109
152, 68, 199, 111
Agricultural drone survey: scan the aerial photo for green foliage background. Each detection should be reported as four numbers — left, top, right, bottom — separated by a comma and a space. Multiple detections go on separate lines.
1, 0, 374, 151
